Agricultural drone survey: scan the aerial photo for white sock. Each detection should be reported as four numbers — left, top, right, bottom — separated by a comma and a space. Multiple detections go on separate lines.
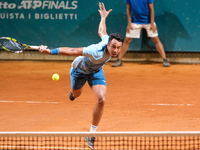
90, 125, 98, 132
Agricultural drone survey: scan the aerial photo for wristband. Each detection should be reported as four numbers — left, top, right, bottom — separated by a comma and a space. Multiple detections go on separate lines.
50, 48, 60, 55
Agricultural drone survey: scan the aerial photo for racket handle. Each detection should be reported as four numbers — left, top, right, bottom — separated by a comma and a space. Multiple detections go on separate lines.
29, 46, 39, 49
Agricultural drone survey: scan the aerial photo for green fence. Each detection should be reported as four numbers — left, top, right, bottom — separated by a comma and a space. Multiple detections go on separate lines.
0, 0, 199, 52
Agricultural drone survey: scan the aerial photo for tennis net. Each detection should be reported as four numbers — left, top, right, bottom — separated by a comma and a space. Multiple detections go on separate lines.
0, 132, 200, 150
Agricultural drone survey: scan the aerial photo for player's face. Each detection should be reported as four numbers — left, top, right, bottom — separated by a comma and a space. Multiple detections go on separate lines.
107, 39, 122, 57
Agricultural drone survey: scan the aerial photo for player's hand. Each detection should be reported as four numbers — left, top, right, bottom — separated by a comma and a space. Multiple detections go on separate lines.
38, 45, 50, 54
98, 2, 112, 19
150, 24, 157, 33
126, 23, 133, 33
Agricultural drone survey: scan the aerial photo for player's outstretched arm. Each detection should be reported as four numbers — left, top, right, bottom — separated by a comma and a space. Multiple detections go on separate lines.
38, 45, 83, 56
98, 2, 112, 39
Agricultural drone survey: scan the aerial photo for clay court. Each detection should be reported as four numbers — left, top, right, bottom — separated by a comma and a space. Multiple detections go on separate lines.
0, 61, 200, 132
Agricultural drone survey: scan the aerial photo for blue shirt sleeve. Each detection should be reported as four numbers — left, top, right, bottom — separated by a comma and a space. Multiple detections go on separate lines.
83, 35, 109, 59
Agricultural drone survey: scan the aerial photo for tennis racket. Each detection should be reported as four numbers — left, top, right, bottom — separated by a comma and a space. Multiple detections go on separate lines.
0, 37, 39, 53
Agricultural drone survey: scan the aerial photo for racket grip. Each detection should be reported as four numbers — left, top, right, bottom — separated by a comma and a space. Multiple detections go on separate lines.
30, 46, 39, 49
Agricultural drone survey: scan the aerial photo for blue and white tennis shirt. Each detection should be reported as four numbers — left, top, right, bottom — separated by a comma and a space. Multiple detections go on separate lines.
71, 35, 110, 74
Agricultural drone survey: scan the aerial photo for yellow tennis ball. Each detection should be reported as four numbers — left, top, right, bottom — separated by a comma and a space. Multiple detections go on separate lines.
52, 73, 59, 81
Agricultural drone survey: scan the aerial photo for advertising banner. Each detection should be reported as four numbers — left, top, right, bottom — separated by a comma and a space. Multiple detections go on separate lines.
0, 0, 199, 52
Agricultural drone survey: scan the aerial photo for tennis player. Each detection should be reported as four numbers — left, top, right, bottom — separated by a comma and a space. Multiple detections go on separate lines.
39, 3, 124, 149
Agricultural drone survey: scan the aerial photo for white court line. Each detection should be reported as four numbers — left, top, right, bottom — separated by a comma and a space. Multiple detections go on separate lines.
0, 100, 194, 106
145, 103, 194, 106
0, 100, 61, 104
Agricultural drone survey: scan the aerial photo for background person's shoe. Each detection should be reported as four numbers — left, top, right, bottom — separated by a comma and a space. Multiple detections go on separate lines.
112, 59, 122, 67
163, 58, 170, 67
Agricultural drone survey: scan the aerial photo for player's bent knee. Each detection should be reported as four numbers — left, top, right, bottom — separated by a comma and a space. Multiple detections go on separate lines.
96, 97, 106, 107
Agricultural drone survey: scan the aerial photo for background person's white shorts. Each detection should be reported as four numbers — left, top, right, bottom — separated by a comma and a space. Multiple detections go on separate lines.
126, 23, 158, 38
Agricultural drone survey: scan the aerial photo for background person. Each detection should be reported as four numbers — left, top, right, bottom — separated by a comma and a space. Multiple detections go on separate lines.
112, 0, 170, 67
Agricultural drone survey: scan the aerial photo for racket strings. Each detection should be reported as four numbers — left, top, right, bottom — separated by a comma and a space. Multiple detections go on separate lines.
0, 39, 24, 52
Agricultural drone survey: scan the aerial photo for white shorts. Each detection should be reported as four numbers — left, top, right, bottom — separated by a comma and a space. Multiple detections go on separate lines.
126, 23, 158, 38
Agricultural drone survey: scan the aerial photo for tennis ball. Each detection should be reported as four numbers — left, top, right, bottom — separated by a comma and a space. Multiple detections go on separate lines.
52, 73, 59, 81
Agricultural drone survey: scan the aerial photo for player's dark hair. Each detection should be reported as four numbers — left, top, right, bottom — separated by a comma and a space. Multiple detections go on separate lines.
108, 33, 124, 44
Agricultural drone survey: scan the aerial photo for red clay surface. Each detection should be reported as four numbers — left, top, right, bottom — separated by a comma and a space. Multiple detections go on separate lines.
0, 61, 200, 131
